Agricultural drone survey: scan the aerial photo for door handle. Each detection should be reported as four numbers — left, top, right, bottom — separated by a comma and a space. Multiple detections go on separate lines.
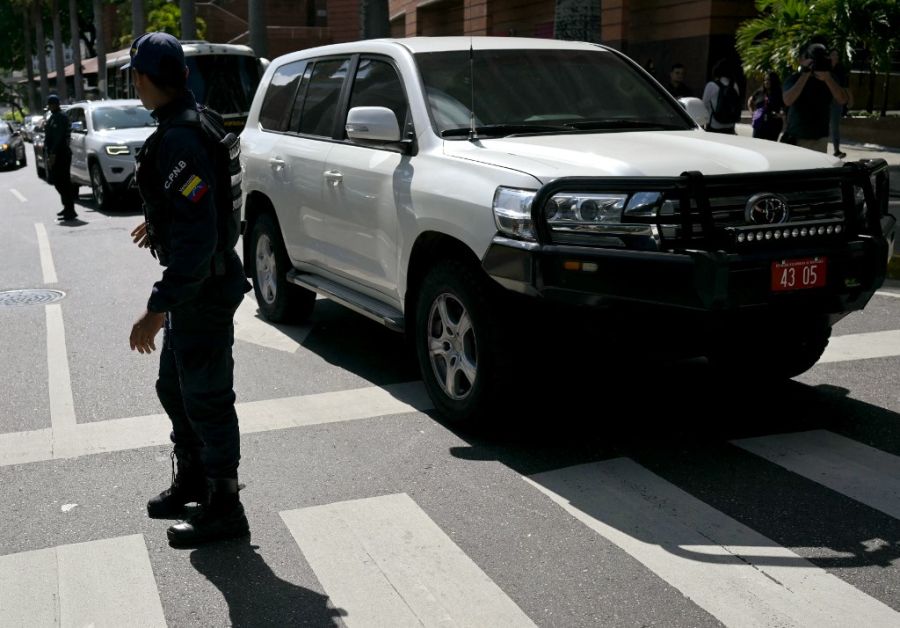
324, 170, 343, 187
269, 157, 285, 172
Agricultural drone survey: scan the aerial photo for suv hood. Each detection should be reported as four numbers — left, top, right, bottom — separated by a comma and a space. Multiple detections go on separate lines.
442, 131, 842, 182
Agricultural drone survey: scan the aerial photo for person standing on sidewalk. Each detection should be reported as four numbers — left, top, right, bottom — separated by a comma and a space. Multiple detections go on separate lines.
126, 32, 252, 547
829, 48, 850, 158
44, 94, 76, 221
781, 43, 848, 153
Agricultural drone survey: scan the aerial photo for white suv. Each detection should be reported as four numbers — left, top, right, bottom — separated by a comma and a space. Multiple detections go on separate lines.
66, 99, 157, 211
240, 37, 894, 425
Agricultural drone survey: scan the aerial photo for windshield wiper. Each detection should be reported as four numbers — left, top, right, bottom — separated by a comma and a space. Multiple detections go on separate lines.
441, 124, 569, 138
565, 119, 688, 131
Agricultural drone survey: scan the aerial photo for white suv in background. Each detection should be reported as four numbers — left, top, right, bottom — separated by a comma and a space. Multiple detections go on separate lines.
240, 37, 894, 426
66, 99, 157, 211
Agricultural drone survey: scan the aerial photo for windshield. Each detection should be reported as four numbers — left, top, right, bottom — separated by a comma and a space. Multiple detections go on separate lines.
415, 48, 694, 137
92, 105, 156, 130
187, 54, 260, 116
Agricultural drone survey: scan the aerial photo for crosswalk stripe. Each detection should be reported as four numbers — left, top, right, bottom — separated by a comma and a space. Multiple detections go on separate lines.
733, 430, 900, 520
0, 381, 432, 468
819, 329, 900, 363
280, 493, 537, 627
233, 295, 312, 353
0, 534, 166, 627
45, 304, 76, 434
525, 458, 900, 628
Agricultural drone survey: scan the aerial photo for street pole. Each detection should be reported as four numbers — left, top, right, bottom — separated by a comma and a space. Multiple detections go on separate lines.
22, 9, 37, 112
248, 0, 268, 59
132, 0, 145, 37
361, 0, 390, 39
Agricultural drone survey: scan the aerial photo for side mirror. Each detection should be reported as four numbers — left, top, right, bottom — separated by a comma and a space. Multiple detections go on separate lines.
678, 97, 709, 128
346, 106, 401, 143
71, 121, 84, 133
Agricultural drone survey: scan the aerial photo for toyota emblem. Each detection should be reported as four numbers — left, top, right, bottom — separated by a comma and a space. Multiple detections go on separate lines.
745, 193, 790, 225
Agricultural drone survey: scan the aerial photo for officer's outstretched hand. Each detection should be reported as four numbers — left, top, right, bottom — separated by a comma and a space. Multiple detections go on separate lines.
131, 222, 151, 248
130, 310, 166, 354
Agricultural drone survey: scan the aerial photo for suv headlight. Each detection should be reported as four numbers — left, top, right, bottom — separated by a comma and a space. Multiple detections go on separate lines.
493, 187, 672, 242
105, 145, 130, 156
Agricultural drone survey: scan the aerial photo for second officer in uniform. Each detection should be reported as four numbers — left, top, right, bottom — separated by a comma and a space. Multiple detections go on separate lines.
126, 32, 252, 546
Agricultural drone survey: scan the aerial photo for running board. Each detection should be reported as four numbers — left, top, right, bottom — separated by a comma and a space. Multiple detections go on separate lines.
286, 270, 405, 332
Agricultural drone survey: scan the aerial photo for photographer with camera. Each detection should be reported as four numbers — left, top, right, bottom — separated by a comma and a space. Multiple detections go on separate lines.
781, 43, 848, 152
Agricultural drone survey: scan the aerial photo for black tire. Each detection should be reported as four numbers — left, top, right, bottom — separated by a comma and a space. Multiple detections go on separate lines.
414, 259, 508, 426
250, 213, 316, 323
708, 315, 832, 381
90, 162, 113, 211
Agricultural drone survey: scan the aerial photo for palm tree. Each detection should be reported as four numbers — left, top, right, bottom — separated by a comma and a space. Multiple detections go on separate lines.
69, 0, 83, 100
181, 0, 196, 40
249, 0, 268, 58
33, 0, 50, 103
21, 4, 37, 111
50, 0, 68, 100
94, 0, 106, 98
133, 0, 145, 36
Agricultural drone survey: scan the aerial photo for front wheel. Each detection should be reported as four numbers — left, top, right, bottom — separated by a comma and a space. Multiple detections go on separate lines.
415, 260, 507, 426
91, 162, 113, 212
250, 213, 316, 323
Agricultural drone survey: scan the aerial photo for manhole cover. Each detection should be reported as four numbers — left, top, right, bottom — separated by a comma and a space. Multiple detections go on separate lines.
0, 289, 66, 307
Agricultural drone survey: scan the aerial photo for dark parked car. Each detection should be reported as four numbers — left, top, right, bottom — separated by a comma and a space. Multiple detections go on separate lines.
0, 122, 27, 169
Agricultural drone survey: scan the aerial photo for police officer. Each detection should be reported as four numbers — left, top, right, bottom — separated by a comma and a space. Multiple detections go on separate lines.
44, 94, 77, 221
126, 32, 251, 546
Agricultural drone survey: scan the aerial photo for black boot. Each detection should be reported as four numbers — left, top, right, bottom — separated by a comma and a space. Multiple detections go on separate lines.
167, 477, 250, 547
147, 449, 207, 519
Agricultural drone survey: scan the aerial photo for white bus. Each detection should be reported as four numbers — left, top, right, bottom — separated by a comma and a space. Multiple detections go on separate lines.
107, 41, 264, 130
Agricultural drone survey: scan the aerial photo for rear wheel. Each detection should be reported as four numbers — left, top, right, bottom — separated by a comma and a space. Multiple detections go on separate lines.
415, 259, 508, 426
250, 213, 316, 323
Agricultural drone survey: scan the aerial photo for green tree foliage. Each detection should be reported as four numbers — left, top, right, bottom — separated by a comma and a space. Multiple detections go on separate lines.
115, 0, 206, 48
737, 0, 899, 78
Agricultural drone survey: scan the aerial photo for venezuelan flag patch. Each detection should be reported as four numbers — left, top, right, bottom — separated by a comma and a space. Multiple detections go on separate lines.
179, 175, 209, 203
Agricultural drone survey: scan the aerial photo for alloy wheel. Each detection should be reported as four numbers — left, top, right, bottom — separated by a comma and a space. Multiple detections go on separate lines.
426, 293, 478, 400
255, 233, 278, 305
91, 166, 105, 207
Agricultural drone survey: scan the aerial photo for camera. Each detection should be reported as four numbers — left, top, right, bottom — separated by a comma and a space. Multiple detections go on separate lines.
807, 44, 832, 72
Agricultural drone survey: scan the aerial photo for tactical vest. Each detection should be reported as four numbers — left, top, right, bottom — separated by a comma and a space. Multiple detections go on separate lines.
136, 106, 242, 274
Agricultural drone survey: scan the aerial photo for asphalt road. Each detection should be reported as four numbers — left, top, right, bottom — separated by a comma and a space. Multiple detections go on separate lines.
2, 153, 900, 627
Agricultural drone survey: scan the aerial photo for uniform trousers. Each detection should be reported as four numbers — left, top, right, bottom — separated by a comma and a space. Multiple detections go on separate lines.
156, 299, 241, 479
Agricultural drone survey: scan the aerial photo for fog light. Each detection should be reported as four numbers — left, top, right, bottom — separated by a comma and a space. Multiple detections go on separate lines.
826, 226, 834, 234
774, 230, 782, 239
801, 228, 809, 236
765, 231, 773, 240
818, 226, 826, 235
835, 225, 843, 234
737, 233, 746, 243
792, 228, 800, 237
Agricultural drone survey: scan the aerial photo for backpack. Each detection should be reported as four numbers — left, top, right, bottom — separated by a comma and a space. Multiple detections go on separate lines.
711, 80, 741, 125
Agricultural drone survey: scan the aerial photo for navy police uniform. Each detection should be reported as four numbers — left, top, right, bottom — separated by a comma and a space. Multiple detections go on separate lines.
136, 90, 250, 480
44, 96, 76, 219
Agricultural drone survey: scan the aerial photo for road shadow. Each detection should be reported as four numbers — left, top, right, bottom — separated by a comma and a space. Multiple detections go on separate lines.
54, 217, 89, 228
444, 357, 900, 573
74, 188, 143, 217
190, 540, 346, 627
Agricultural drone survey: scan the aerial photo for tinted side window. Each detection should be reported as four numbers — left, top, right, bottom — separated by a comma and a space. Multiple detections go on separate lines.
347, 58, 408, 138
259, 60, 307, 132
297, 58, 350, 137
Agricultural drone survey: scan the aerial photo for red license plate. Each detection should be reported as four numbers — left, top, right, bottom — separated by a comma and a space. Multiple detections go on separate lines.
771, 257, 827, 292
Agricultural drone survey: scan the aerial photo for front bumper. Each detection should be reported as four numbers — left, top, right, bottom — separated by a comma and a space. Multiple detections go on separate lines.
483, 160, 895, 318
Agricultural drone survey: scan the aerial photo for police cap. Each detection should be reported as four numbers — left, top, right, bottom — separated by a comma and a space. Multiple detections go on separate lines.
124, 32, 186, 86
